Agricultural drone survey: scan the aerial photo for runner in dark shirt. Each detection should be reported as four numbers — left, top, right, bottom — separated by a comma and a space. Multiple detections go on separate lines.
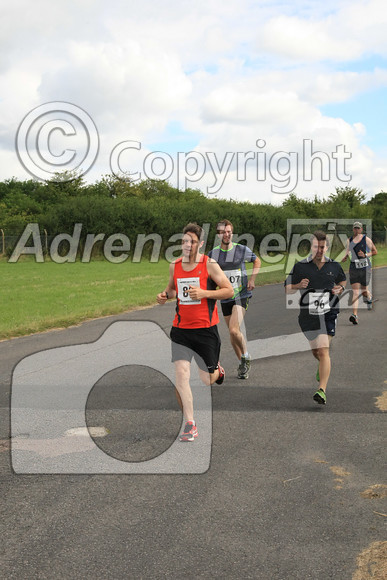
285, 231, 346, 405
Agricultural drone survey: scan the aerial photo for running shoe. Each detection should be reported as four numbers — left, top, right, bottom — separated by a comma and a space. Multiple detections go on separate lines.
238, 355, 251, 379
349, 314, 358, 325
366, 295, 373, 310
215, 363, 225, 385
313, 388, 327, 405
179, 421, 198, 442
316, 367, 320, 382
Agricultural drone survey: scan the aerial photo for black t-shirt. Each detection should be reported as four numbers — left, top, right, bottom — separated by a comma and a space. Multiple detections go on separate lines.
284, 257, 346, 318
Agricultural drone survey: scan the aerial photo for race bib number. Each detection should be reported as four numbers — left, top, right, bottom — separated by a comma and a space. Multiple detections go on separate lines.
225, 268, 242, 295
177, 277, 201, 305
308, 292, 331, 316
354, 258, 368, 269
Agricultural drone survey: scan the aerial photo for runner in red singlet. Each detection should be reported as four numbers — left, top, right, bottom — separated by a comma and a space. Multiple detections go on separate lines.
157, 223, 233, 442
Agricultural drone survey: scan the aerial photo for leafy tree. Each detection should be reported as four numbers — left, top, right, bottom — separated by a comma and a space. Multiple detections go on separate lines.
95, 174, 140, 198
328, 186, 366, 207
45, 170, 86, 198
367, 191, 387, 231
1, 173, 383, 258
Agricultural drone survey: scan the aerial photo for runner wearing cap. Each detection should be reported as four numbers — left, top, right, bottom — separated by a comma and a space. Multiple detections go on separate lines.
342, 222, 377, 325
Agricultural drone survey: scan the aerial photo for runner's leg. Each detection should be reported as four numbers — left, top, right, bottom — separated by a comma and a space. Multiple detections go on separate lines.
224, 305, 247, 360
198, 368, 218, 385
351, 282, 361, 317
175, 388, 183, 411
360, 284, 371, 301
311, 335, 332, 391
174, 360, 194, 422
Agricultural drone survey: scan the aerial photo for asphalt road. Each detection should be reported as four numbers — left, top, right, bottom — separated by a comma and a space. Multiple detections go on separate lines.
1, 268, 386, 579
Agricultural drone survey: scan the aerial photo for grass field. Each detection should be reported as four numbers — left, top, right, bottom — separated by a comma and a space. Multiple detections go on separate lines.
1, 247, 386, 340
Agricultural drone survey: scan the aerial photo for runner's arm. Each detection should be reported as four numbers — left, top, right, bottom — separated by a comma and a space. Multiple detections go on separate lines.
284, 265, 309, 294
332, 279, 347, 295
285, 279, 309, 294
364, 237, 377, 258
187, 259, 233, 301
332, 264, 347, 296
247, 256, 261, 290
156, 262, 177, 304
341, 238, 350, 262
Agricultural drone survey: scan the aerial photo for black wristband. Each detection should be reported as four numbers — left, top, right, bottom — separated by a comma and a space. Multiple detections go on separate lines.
165, 292, 169, 299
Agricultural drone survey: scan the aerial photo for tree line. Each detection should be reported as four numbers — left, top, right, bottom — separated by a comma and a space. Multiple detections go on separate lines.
0, 173, 385, 257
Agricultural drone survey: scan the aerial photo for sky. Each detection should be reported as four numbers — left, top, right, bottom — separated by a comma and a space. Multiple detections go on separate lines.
1, 0, 387, 204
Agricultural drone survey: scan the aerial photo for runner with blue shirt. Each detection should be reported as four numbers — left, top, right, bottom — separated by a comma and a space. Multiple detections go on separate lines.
208, 219, 261, 379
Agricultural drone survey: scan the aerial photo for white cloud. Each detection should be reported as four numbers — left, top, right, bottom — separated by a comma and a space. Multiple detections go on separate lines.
1, 0, 386, 201
261, 16, 360, 62
201, 88, 317, 128
260, 0, 387, 63
40, 40, 192, 136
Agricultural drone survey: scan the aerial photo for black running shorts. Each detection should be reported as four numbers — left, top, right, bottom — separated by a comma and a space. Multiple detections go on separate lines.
349, 267, 371, 286
298, 313, 338, 342
170, 325, 221, 373
221, 297, 249, 317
